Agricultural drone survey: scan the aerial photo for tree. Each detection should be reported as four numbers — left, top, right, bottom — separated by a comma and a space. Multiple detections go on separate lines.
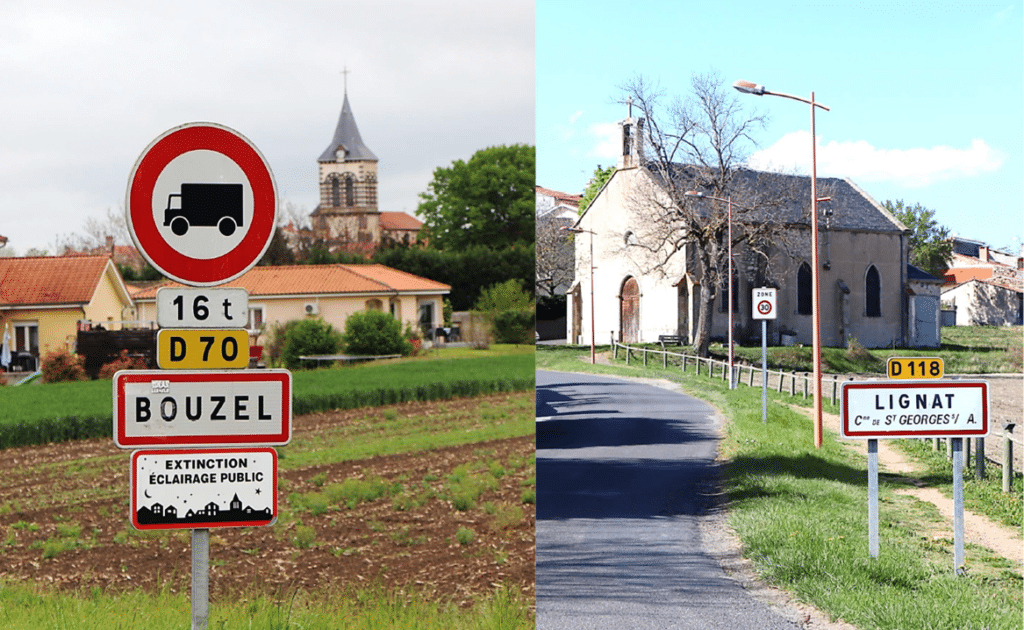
883, 200, 952, 277
535, 213, 574, 298
616, 72, 799, 356
578, 164, 615, 214
258, 228, 296, 266
417, 144, 535, 251
51, 206, 130, 255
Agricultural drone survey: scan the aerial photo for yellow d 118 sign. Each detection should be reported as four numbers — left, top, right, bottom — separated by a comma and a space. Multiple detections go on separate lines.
158, 329, 249, 369
887, 357, 944, 380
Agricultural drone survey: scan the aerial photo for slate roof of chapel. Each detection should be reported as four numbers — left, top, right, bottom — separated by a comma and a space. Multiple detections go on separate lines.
645, 165, 908, 234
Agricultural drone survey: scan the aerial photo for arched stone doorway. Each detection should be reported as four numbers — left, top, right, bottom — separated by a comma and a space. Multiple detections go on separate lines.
620, 277, 640, 342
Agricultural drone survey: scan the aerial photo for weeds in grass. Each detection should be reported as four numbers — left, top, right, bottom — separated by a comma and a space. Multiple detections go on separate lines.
291, 524, 316, 550
455, 527, 475, 545
489, 504, 524, 531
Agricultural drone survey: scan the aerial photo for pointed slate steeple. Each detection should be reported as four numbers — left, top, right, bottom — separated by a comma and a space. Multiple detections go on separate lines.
318, 92, 378, 163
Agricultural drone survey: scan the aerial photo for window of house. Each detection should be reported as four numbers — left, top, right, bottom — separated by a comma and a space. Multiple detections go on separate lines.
418, 302, 435, 336
247, 305, 265, 330
866, 265, 881, 317
797, 262, 812, 315
13, 322, 38, 355
365, 299, 383, 311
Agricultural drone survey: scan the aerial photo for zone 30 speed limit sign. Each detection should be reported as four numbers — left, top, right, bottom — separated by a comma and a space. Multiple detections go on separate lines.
752, 287, 777, 320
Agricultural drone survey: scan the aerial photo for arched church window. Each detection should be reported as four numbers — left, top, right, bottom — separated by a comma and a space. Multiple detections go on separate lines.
330, 177, 341, 207
866, 265, 881, 317
797, 262, 812, 315
345, 175, 355, 206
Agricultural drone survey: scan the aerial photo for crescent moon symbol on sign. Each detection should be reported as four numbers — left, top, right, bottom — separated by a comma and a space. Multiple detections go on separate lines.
144, 489, 152, 499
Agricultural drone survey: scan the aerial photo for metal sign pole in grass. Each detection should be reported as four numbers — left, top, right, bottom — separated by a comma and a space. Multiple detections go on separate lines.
761, 320, 767, 423
192, 528, 209, 630
952, 438, 965, 574
868, 439, 878, 559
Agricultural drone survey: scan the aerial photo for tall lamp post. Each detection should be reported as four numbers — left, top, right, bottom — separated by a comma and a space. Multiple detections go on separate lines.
562, 225, 596, 364
683, 191, 745, 389
733, 79, 830, 448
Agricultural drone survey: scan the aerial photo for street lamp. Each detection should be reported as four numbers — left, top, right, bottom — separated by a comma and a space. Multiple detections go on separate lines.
734, 79, 830, 448
683, 191, 742, 389
562, 225, 597, 364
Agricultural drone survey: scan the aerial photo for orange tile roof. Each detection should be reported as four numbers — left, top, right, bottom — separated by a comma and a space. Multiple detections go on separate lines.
536, 185, 581, 206
0, 256, 112, 306
942, 267, 993, 285
132, 264, 450, 300
380, 212, 423, 231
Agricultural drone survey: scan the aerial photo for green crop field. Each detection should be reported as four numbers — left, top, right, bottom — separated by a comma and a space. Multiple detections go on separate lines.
0, 351, 534, 449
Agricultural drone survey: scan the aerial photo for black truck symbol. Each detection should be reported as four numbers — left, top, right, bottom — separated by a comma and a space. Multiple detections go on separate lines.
164, 183, 244, 237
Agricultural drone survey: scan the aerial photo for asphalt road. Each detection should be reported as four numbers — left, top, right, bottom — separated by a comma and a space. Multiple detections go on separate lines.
536, 370, 800, 630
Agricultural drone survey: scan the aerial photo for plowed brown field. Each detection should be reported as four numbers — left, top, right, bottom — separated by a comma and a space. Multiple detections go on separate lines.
0, 393, 535, 607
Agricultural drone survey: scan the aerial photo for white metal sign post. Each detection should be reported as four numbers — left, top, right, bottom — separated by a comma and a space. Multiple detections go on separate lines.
752, 288, 777, 423
122, 122, 282, 630
840, 379, 988, 570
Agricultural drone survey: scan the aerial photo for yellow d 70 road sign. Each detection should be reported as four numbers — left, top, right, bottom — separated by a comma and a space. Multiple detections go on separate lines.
887, 357, 944, 380
157, 329, 249, 369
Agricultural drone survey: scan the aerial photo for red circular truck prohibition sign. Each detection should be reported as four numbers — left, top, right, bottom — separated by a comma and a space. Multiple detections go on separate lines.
126, 122, 277, 287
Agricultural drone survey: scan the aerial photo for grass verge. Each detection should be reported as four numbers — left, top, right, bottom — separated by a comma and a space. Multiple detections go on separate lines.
0, 581, 533, 630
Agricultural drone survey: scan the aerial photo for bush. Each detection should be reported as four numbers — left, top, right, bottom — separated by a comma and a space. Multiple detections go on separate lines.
282, 318, 343, 370
41, 350, 87, 383
342, 310, 413, 357
474, 279, 533, 313
97, 350, 150, 379
492, 310, 535, 344
264, 320, 301, 368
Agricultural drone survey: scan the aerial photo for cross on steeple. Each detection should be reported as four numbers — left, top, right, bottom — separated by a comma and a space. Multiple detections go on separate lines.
341, 65, 350, 95
627, 95, 633, 119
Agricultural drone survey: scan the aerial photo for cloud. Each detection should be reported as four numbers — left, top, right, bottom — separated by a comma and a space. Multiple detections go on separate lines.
747, 131, 1005, 187
568, 110, 584, 125
585, 122, 620, 159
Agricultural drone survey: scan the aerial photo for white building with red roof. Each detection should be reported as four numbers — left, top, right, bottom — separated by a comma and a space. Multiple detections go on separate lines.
133, 263, 450, 341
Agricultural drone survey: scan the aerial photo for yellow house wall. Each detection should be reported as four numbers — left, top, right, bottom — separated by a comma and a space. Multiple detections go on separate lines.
83, 265, 134, 330
0, 308, 83, 357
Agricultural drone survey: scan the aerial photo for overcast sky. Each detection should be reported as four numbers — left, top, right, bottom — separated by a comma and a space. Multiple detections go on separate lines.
1, 1, 535, 255
538, 2, 1023, 254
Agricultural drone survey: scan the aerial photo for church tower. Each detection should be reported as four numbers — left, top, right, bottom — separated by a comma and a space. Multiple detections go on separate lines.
310, 88, 382, 249
617, 97, 644, 170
